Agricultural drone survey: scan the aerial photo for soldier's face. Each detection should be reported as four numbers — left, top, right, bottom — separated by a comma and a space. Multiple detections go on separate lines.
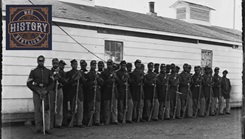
121, 64, 126, 70
107, 64, 113, 69
215, 70, 219, 74
135, 63, 141, 69
81, 63, 87, 69
155, 65, 159, 70
195, 68, 200, 74
161, 67, 166, 72
91, 64, 96, 70
148, 66, 153, 71
98, 64, 104, 70
127, 66, 132, 72
52, 62, 59, 69
59, 63, 65, 70
71, 62, 78, 69
223, 73, 227, 77
38, 61, 44, 67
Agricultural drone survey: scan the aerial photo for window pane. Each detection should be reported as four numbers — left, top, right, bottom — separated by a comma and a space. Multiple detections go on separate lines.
105, 41, 110, 51
115, 52, 121, 62
117, 42, 122, 52
111, 42, 116, 51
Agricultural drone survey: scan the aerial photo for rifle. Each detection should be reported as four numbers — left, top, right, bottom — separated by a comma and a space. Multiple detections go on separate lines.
122, 73, 129, 124
172, 85, 181, 120
54, 80, 58, 114
137, 72, 144, 122
206, 84, 212, 117
148, 76, 157, 121
42, 98, 45, 135
68, 79, 79, 127
181, 83, 191, 118
194, 81, 202, 118
160, 76, 169, 120
88, 72, 98, 126
106, 72, 115, 125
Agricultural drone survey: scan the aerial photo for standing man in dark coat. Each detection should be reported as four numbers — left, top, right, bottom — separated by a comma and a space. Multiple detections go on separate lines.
27, 55, 54, 134
168, 64, 181, 119
212, 67, 224, 115
192, 66, 205, 117
50, 58, 67, 128
66, 59, 85, 127
85, 60, 104, 126
157, 64, 169, 120
116, 61, 134, 123
101, 59, 119, 124
203, 66, 214, 116
179, 64, 192, 118
221, 70, 231, 114
131, 59, 145, 122
144, 62, 159, 121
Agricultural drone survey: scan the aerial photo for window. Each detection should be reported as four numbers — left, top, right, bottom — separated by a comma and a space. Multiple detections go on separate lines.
104, 40, 123, 62
176, 8, 186, 19
201, 49, 213, 73
190, 7, 210, 22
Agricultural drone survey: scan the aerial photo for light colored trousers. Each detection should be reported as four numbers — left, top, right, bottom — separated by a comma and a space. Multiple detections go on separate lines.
118, 99, 134, 122
50, 89, 63, 128
133, 99, 144, 121
87, 101, 101, 124
211, 97, 225, 114
145, 99, 159, 120
193, 98, 206, 116
104, 98, 118, 124
33, 92, 50, 130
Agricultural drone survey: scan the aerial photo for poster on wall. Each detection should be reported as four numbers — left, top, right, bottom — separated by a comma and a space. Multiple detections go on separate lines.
201, 49, 213, 68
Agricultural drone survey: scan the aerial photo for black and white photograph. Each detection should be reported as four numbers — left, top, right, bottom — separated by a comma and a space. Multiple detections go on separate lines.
1, 0, 244, 138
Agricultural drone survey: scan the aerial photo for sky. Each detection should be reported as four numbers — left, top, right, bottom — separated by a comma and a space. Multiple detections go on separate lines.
95, 0, 242, 31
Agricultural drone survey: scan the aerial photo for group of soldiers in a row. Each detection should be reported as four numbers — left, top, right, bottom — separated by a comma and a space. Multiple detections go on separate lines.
27, 55, 232, 134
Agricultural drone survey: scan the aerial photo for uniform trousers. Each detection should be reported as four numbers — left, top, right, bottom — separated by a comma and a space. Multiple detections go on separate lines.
211, 96, 225, 114
133, 99, 144, 121
144, 99, 159, 120
33, 92, 50, 131
158, 100, 167, 119
50, 88, 63, 128
103, 97, 118, 124
87, 101, 101, 124
193, 98, 206, 116
118, 99, 134, 122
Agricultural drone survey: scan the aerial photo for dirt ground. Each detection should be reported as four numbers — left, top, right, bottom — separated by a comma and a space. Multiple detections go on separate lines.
2, 108, 241, 139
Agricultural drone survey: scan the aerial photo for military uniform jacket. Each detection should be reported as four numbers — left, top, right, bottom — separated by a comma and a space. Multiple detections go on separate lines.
221, 77, 231, 99
101, 68, 119, 100
27, 66, 54, 93
168, 72, 180, 100
191, 73, 204, 99
156, 72, 169, 102
179, 71, 192, 99
144, 71, 157, 100
131, 68, 144, 100
66, 69, 85, 101
51, 67, 67, 90
116, 69, 132, 100
202, 73, 213, 98
84, 70, 104, 102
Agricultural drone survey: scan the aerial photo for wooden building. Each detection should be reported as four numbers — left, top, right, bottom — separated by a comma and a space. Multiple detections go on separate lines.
2, 0, 242, 122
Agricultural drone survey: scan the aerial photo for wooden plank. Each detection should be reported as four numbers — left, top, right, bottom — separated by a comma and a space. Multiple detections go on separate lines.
2, 86, 32, 99
2, 112, 34, 123
2, 98, 34, 113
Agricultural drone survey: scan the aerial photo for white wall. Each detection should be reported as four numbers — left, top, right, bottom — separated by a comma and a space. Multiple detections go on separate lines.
2, 20, 242, 114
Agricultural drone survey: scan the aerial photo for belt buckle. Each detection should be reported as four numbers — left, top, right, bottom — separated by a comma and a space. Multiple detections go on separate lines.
39, 83, 44, 87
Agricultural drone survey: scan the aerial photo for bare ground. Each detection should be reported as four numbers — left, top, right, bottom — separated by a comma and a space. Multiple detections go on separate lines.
2, 108, 241, 139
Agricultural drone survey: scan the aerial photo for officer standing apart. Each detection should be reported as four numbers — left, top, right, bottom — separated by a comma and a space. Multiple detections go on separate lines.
27, 55, 54, 134
101, 59, 119, 124
221, 70, 231, 114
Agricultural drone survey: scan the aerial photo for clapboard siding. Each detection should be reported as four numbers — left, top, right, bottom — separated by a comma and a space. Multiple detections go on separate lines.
2, 19, 242, 117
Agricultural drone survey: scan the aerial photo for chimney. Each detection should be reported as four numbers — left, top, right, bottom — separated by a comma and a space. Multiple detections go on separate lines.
147, 1, 157, 16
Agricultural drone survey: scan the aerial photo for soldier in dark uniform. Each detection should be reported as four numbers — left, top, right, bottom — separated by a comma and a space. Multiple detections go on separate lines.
101, 59, 119, 124
144, 62, 159, 121
156, 64, 169, 120
192, 66, 205, 117
168, 64, 181, 119
212, 67, 224, 115
84, 60, 104, 126
27, 55, 54, 134
50, 58, 67, 128
154, 63, 160, 74
221, 70, 231, 114
97, 61, 105, 124
131, 59, 145, 122
203, 66, 214, 116
179, 64, 192, 118
116, 61, 134, 123
166, 64, 171, 74
66, 59, 85, 127
126, 63, 133, 73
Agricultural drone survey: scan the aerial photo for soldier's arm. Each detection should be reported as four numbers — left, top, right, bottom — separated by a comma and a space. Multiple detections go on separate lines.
46, 70, 55, 92
58, 70, 67, 85
26, 70, 39, 93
